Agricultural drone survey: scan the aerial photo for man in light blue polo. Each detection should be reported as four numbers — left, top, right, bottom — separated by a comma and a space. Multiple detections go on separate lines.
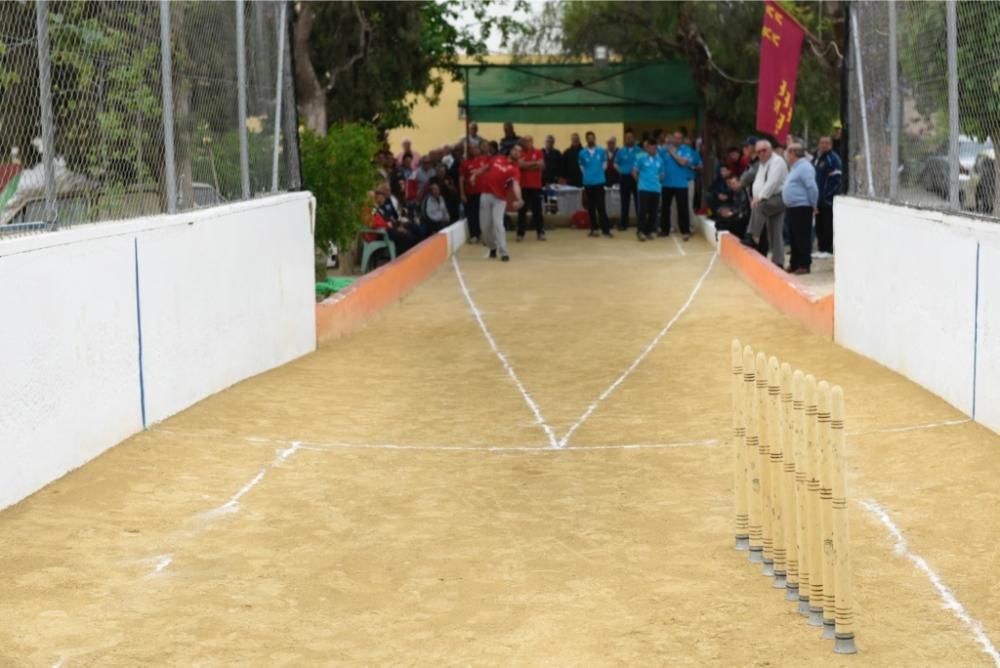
632, 139, 664, 241
613, 131, 641, 231
578, 131, 612, 237
658, 130, 695, 240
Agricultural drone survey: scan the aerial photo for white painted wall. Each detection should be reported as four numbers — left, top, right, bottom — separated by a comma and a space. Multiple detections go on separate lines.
835, 197, 1000, 433
975, 243, 1000, 432
0, 193, 315, 510
438, 219, 468, 255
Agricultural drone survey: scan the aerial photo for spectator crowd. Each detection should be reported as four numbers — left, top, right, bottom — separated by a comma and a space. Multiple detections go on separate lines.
368, 120, 842, 271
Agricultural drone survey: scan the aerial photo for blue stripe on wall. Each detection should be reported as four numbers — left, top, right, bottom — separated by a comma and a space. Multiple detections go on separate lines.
972, 242, 981, 420
134, 237, 147, 429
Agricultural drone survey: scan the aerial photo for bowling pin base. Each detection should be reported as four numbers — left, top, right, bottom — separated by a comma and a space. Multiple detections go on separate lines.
735, 535, 750, 551
762, 559, 774, 576
748, 547, 763, 563
833, 633, 858, 655
807, 606, 824, 627
772, 571, 787, 589
797, 595, 810, 616
784, 583, 799, 602
821, 619, 836, 640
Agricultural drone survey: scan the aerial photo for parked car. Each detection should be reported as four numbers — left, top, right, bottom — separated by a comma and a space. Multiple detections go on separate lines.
919, 135, 991, 203
2, 170, 224, 228
961, 149, 996, 214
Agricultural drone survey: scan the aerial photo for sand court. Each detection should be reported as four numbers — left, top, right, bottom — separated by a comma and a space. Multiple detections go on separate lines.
1, 231, 999, 666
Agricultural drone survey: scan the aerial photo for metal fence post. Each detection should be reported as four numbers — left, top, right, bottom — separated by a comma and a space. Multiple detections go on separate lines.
888, 0, 899, 201
850, 5, 875, 198
271, 1, 286, 193
947, 0, 960, 211
159, 0, 177, 214
35, 0, 57, 227
236, 0, 251, 199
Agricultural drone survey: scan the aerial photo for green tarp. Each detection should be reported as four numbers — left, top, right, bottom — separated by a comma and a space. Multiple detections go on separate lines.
460, 61, 701, 124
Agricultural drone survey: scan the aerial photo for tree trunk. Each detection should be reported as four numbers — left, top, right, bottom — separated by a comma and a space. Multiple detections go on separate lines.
173, 3, 195, 209
294, 2, 327, 135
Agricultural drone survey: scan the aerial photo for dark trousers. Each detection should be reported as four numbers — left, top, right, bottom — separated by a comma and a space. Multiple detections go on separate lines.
816, 206, 833, 253
660, 186, 691, 235
715, 214, 748, 240
517, 188, 544, 236
638, 190, 660, 236
787, 206, 814, 270
466, 193, 481, 239
618, 174, 639, 229
584, 185, 611, 233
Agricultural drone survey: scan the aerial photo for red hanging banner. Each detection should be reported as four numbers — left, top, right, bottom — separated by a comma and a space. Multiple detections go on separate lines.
755, 1, 806, 145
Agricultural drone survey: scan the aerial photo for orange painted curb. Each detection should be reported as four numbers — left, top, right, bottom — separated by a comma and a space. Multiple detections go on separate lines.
719, 233, 834, 338
316, 234, 449, 344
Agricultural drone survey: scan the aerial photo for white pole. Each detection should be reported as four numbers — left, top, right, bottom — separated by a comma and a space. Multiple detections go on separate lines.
271, 1, 286, 193
850, 5, 875, 198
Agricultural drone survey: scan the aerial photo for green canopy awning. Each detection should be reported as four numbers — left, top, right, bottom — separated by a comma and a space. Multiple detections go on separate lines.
460, 61, 701, 124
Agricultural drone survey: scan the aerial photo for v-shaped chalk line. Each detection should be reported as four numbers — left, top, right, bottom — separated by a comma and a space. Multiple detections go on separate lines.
453, 249, 718, 449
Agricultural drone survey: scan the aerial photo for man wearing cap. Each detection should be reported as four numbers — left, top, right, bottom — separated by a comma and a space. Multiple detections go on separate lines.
813, 135, 842, 255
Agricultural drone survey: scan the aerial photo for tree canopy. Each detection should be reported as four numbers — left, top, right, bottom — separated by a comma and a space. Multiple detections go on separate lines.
513, 1, 844, 152
295, 0, 526, 136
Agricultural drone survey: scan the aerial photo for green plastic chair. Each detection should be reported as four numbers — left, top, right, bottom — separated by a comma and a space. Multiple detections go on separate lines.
360, 228, 396, 273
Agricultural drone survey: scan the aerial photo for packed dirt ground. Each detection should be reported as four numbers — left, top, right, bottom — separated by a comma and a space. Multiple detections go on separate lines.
1, 231, 997, 666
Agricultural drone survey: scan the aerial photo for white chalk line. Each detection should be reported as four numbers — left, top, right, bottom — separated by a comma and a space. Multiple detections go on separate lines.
557, 251, 718, 448
152, 428, 720, 453
672, 234, 688, 257
848, 418, 970, 437
860, 499, 1000, 666
141, 441, 303, 577
452, 255, 559, 448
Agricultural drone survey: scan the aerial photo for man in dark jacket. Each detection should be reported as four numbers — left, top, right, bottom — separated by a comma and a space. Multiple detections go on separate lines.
812, 135, 842, 255
562, 133, 583, 187
714, 175, 750, 240
543, 135, 562, 185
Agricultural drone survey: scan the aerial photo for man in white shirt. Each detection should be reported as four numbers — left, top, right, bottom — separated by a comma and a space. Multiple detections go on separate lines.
749, 139, 789, 268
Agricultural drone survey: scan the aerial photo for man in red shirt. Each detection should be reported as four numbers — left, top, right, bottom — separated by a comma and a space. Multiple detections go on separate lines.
515, 136, 546, 242
471, 144, 524, 262
459, 142, 485, 243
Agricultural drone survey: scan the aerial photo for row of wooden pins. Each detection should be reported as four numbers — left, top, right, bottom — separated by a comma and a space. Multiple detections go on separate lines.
731, 340, 857, 655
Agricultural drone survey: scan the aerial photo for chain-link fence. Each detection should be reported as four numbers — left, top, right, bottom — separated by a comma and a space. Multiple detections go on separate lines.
0, 0, 299, 238
847, 0, 1000, 220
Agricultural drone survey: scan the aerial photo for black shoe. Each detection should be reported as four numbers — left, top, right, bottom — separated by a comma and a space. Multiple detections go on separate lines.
617, 225, 627, 232
601, 231, 614, 238
488, 249, 497, 259
501, 254, 510, 262
682, 233, 691, 242
537, 232, 547, 241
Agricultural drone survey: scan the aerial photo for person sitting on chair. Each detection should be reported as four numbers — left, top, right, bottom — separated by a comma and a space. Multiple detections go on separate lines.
421, 182, 452, 233
369, 189, 419, 255
714, 175, 750, 240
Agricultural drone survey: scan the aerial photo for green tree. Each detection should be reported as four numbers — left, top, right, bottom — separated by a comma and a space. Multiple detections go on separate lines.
899, 1, 1000, 211
300, 123, 380, 260
293, 1, 526, 136
515, 1, 844, 155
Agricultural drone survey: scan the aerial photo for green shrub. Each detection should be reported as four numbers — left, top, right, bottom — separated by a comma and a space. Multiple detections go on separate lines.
300, 123, 380, 254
